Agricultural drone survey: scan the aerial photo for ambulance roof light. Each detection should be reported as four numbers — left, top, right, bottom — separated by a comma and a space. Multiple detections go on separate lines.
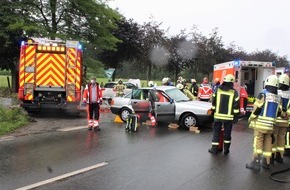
234, 59, 240, 66
77, 44, 82, 50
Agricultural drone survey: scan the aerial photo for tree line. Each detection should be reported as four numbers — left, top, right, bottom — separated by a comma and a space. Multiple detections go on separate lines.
0, 0, 288, 90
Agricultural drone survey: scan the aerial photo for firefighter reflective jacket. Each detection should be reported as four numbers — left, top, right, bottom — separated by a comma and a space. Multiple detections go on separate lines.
211, 86, 239, 121
114, 84, 126, 96
251, 91, 280, 131
198, 83, 212, 100
83, 83, 102, 104
276, 90, 290, 127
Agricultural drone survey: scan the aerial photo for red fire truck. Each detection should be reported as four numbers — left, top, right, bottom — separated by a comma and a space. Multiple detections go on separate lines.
18, 38, 83, 113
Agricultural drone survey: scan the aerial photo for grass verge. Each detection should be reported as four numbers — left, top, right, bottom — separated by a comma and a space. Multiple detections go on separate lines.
0, 105, 29, 136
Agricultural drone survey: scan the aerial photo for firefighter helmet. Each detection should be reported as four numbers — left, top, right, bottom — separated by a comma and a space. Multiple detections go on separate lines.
223, 74, 235, 83
148, 81, 154, 87
265, 75, 278, 87
118, 78, 123, 84
279, 74, 289, 86
162, 77, 168, 85
176, 83, 184, 90
191, 79, 196, 83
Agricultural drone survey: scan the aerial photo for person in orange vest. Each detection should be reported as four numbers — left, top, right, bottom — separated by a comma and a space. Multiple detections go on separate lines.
239, 85, 248, 115
83, 76, 102, 131
198, 77, 212, 102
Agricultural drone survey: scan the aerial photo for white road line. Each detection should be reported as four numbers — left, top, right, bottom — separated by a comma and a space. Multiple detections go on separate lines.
57, 126, 88, 132
15, 162, 108, 190
0, 136, 14, 142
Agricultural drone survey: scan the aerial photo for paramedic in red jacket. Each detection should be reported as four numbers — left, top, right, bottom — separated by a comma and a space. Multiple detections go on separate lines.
83, 77, 102, 131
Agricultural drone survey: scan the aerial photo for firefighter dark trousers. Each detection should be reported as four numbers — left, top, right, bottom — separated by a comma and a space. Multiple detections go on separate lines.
211, 121, 233, 150
87, 103, 100, 120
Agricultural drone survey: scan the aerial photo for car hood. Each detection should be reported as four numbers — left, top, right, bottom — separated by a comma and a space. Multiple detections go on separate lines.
176, 100, 212, 113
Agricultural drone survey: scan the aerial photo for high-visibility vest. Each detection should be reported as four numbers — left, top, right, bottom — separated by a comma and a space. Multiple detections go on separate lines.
254, 91, 280, 131
198, 84, 212, 100
212, 88, 239, 121
83, 83, 102, 104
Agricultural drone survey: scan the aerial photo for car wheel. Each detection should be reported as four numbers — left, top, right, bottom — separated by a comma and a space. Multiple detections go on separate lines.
180, 114, 198, 129
120, 108, 132, 123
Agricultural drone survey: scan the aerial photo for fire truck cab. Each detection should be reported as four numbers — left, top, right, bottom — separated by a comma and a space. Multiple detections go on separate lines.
18, 38, 83, 113
213, 60, 276, 113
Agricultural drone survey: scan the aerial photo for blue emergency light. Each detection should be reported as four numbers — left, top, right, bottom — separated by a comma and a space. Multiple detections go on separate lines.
233, 59, 240, 66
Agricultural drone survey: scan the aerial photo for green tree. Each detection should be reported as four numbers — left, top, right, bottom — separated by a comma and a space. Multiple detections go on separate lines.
0, 0, 121, 90
98, 18, 144, 80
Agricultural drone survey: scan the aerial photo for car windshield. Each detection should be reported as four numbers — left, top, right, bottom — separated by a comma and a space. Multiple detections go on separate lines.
165, 88, 190, 102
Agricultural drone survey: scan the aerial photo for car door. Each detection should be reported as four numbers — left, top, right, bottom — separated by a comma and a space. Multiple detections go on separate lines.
130, 89, 150, 120
153, 90, 175, 122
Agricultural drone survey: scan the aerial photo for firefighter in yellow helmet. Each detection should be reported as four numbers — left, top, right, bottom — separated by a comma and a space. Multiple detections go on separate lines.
272, 74, 290, 163
246, 75, 280, 171
113, 78, 126, 97
208, 74, 239, 155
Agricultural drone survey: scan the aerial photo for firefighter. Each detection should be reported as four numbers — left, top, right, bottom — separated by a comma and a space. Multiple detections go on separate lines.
272, 74, 290, 163
83, 77, 102, 131
246, 75, 280, 171
208, 74, 239, 155
190, 79, 199, 100
198, 77, 212, 102
176, 79, 184, 92
162, 77, 169, 86
183, 83, 196, 100
113, 78, 126, 97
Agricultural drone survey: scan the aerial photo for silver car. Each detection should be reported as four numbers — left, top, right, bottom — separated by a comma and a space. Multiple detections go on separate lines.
110, 86, 213, 128
102, 82, 137, 102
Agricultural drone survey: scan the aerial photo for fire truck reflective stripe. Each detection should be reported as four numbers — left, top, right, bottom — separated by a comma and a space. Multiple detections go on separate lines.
36, 62, 65, 85
35, 53, 65, 87
19, 46, 36, 87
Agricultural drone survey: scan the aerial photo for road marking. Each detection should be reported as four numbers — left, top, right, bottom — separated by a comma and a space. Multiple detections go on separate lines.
15, 162, 108, 190
57, 126, 88, 132
0, 136, 14, 142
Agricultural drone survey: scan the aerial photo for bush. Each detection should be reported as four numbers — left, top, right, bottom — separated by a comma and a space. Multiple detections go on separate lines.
0, 106, 29, 135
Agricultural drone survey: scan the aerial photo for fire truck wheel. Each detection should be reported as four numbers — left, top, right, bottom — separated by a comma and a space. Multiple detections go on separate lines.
180, 113, 198, 129
120, 108, 132, 123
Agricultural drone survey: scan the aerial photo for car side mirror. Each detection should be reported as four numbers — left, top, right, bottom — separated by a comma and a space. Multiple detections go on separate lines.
170, 99, 174, 104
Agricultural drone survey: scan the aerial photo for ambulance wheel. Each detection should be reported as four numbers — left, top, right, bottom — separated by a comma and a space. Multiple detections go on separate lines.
180, 113, 198, 129
120, 108, 132, 122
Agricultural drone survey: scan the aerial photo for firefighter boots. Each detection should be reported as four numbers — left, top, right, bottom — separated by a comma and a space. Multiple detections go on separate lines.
224, 143, 231, 155
246, 157, 260, 171
208, 145, 219, 154
275, 152, 283, 163
270, 153, 275, 164
261, 157, 270, 169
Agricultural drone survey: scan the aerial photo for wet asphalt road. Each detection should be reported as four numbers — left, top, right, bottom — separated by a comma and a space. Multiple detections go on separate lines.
0, 111, 290, 190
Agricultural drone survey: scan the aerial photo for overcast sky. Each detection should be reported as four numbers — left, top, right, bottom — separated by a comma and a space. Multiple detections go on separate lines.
108, 0, 290, 59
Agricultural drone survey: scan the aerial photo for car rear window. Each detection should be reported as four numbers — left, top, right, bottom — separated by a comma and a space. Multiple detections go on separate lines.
104, 83, 116, 88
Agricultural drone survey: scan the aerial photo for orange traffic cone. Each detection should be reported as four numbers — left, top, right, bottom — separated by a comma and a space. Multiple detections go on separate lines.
150, 115, 156, 127
114, 115, 123, 123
